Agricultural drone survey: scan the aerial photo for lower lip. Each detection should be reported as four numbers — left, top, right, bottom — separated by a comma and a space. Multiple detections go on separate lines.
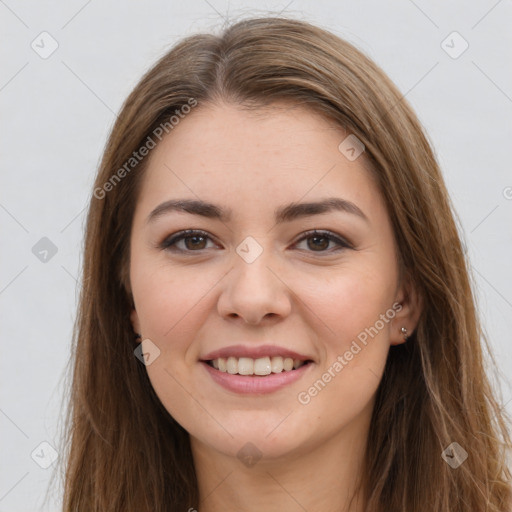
201, 361, 313, 394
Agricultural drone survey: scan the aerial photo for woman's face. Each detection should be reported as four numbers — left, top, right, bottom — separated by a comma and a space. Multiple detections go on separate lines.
129, 101, 417, 463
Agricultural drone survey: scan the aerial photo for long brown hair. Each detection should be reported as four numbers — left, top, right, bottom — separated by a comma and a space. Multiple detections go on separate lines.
57, 16, 512, 511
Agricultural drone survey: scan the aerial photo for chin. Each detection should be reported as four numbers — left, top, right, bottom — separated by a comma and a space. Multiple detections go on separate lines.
187, 406, 324, 463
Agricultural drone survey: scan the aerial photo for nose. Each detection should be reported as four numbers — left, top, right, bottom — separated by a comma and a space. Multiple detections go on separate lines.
217, 250, 292, 325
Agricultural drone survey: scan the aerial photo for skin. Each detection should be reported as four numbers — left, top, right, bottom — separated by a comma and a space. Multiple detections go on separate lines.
129, 101, 421, 512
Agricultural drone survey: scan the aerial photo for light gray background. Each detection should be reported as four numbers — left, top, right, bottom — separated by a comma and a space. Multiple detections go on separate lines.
1, 1, 511, 510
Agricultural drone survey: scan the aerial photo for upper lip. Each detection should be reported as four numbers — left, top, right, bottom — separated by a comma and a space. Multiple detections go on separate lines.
201, 344, 313, 361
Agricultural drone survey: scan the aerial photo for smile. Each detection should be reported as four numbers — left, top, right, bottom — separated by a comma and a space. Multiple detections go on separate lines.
208, 356, 310, 376
200, 344, 314, 393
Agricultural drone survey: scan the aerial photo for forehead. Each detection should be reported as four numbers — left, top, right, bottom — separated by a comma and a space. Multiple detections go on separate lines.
135, 101, 384, 225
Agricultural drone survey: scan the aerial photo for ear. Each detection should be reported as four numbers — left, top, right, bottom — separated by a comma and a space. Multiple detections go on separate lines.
130, 307, 142, 341
390, 272, 422, 346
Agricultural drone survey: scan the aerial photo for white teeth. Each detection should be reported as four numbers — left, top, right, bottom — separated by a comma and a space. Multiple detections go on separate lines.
209, 355, 307, 375
238, 357, 253, 375
271, 356, 284, 373
226, 356, 238, 374
254, 357, 271, 375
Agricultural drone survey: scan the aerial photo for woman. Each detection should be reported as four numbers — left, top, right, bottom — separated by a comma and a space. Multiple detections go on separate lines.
60, 16, 512, 511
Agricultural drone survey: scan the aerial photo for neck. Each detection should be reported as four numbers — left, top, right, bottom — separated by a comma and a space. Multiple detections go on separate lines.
191, 409, 371, 512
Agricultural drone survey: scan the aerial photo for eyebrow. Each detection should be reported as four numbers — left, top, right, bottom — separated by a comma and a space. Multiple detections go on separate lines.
146, 197, 369, 225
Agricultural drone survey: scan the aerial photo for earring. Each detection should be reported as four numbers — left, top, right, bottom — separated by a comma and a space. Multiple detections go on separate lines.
401, 327, 409, 340
134, 332, 142, 342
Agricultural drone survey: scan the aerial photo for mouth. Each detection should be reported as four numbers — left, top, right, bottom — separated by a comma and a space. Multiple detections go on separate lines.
199, 345, 315, 393
205, 356, 313, 376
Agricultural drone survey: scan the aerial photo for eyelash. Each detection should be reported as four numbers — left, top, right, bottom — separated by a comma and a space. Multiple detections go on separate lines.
159, 229, 352, 255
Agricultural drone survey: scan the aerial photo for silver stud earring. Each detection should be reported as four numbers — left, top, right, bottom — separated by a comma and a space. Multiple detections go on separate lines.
401, 327, 409, 340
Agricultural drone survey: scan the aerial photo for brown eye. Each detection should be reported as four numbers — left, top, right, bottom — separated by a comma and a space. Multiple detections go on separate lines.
294, 230, 352, 253
183, 234, 207, 250
160, 230, 216, 252
307, 234, 330, 251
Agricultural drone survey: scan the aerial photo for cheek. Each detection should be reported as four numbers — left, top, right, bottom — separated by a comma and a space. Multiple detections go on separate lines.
131, 251, 206, 336
297, 261, 397, 348
288, 269, 394, 444
130, 260, 220, 434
